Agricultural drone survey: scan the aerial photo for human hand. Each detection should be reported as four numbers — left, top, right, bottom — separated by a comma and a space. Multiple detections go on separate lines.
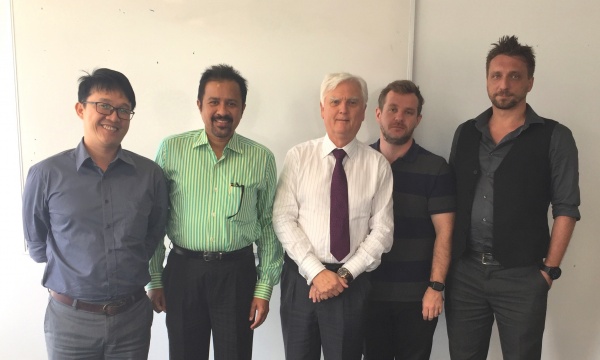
249, 297, 270, 330
422, 287, 443, 321
147, 288, 166, 313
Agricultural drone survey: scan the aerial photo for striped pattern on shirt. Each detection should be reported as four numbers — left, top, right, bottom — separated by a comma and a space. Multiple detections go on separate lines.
148, 130, 283, 300
370, 140, 456, 302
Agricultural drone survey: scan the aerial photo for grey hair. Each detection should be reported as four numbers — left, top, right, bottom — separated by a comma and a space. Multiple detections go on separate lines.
320, 73, 368, 105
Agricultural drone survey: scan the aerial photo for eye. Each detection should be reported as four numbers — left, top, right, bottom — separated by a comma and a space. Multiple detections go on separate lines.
98, 103, 112, 110
330, 99, 340, 106
208, 100, 219, 106
348, 99, 359, 106
388, 107, 397, 113
117, 108, 131, 115
227, 101, 238, 107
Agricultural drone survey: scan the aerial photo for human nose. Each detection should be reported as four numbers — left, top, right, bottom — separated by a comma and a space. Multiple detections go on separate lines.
105, 108, 120, 121
216, 102, 228, 115
498, 76, 510, 90
338, 101, 348, 114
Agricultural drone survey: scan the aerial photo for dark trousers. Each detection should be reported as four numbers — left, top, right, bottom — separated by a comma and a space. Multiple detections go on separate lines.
280, 260, 371, 360
162, 249, 257, 360
445, 256, 549, 360
364, 300, 437, 360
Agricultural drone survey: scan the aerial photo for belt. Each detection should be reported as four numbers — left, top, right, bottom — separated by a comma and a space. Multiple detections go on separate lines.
284, 253, 343, 272
467, 249, 502, 266
172, 244, 253, 261
49, 289, 146, 316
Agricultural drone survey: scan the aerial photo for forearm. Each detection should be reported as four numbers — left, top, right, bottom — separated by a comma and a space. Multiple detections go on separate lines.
429, 212, 454, 282
544, 215, 577, 266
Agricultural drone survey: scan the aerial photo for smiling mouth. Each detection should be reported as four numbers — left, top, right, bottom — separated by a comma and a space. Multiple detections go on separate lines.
101, 124, 118, 131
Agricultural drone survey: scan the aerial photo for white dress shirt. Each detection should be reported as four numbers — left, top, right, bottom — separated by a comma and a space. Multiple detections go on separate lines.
273, 135, 394, 284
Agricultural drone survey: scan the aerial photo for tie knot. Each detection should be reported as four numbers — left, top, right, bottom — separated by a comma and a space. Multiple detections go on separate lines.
332, 149, 346, 161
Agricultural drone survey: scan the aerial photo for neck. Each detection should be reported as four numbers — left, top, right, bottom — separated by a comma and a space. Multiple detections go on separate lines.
490, 101, 527, 125
329, 135, 353, 149
85, 144, 118, 172
379, 137, 412, 163
207, 135, 232, 159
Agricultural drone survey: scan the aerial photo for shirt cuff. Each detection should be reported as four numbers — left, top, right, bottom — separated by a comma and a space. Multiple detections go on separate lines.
254, 283, 273, 301
146, 273, 163, 290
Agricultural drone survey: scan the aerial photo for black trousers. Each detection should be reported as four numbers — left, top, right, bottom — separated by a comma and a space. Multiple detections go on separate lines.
162, 249, 257, 360
445, 256, 549, 360
280, 260, 371, 360
364, 300, 438, 360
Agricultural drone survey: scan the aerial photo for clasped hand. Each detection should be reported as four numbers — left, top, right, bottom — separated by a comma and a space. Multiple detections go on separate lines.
308, 269, 348, 303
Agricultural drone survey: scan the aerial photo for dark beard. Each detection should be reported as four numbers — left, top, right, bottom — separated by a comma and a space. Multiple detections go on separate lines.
382, 127, 412, 145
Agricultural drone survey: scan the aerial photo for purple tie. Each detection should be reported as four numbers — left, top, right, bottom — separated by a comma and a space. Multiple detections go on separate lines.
330, 149, 350, 261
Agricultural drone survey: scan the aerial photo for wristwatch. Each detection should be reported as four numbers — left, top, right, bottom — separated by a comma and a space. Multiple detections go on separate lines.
540, 264, 562, 280
337, 267, 354, 283
429, 281, 445, 291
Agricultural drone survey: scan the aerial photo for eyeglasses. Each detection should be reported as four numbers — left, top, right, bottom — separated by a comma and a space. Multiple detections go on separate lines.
82, 101, 135, 120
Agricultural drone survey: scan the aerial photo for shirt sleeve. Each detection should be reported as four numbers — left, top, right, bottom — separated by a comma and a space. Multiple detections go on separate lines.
549, 124, 581, 220
272, 147, 327, 284
22, 165, 50, 263
253, 151, 284, 300
342, 156, 394, 278
145, 166, 169, 262
147, 140, 168, 290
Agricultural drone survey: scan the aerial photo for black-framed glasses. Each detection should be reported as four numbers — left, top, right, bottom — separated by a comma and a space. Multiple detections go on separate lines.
82, 101, 135, 120
227, 182, 245, 219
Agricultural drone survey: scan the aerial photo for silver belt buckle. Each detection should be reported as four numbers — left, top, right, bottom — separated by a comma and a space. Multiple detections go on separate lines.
103, 299, 127, 316
481, 253, 495, 265
203, 251, 223, 261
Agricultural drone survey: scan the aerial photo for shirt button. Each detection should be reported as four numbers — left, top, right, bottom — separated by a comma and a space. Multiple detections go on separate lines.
483, 218, 487, 222
106, 224, 111, 229
214, 187, 218, 192
483, 195, 487, 199
212, 212, 216, 217
104, 199, 109, 204
210, 238, 214, 242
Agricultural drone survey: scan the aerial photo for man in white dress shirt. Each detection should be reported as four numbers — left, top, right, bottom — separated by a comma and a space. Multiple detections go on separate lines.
273, 73, 394, 360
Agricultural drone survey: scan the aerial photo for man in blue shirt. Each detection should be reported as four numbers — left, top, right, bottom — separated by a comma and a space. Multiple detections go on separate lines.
22, 68, 169, 360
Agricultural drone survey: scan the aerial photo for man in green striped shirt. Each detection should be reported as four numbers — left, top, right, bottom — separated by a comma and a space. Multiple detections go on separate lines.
147, 64, 283, 360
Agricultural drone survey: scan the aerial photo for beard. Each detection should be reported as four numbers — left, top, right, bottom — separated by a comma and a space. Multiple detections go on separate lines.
490, 90, 526, 110
381, 125, 414, 146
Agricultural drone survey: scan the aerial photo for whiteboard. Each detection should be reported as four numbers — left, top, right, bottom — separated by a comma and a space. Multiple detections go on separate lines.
13, 0, 414, 173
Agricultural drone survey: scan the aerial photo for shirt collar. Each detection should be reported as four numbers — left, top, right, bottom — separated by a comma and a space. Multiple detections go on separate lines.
194, 130, 242, 155
474, 103, 544, 132
370, 138, 420, 163
75, 138, 133, 171
321, 134, 359, 159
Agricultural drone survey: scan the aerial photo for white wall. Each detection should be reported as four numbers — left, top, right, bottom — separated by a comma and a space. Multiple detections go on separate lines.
413, 1, 600, 359
3, 1, 600, 359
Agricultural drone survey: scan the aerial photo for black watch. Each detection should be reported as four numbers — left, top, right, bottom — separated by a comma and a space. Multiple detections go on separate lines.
429, 281, 445, 291
540, 265, 562, 280
337, 267, 354, 283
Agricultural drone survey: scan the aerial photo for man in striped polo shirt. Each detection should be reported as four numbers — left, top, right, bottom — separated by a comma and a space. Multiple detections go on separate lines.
364, 80, 456, 360
147, 64, 283, 360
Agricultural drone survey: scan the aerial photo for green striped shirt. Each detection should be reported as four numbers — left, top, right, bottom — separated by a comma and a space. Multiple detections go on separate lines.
148, 130, 283, 300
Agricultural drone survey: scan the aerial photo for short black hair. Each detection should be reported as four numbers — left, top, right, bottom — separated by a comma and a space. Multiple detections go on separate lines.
378, 80, 425, 115
197, 64, 248, 104
486, 35, 536, 78
78, 68, 136, 109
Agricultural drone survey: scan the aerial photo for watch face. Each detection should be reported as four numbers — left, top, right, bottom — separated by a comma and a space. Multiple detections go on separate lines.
430, 281, 445, 291
543, 266, 562, 280
548, 267, 562, 280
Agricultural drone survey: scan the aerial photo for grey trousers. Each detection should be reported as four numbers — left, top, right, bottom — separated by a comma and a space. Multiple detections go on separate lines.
445, 256, 549, 360
45, 294, 153, 360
